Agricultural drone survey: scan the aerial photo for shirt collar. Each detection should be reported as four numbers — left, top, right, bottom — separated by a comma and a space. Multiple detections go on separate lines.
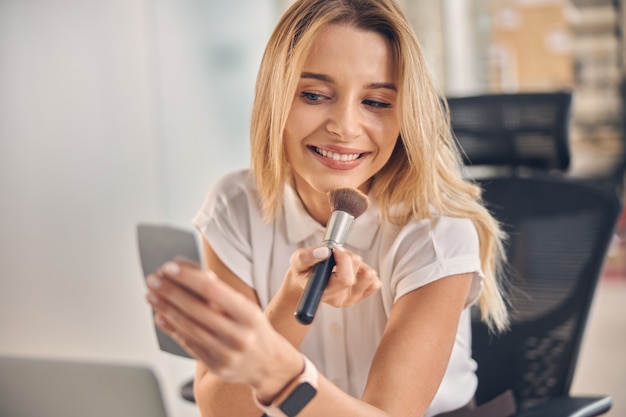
283, 183, 380, 250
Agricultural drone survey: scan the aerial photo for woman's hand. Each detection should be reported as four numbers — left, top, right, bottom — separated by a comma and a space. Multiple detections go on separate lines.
288, 246, 381, 308
145, 260, 303, 399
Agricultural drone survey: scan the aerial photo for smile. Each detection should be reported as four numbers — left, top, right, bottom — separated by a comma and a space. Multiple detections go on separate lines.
313, 147, 362, 162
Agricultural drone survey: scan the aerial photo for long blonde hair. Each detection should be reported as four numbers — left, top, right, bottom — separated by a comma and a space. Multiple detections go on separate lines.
250, 0, 509, 332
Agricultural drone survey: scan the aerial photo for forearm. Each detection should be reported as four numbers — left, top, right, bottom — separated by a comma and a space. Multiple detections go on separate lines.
264, 280, 310, 347
298, 376, 390, 417
193, 284, 309, 416
192, 245, 391, 417
194, 368, 262, 417
195, 362, 391, 417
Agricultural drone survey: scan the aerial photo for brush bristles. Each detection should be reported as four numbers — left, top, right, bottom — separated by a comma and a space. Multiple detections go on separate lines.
328, 187, 369, 219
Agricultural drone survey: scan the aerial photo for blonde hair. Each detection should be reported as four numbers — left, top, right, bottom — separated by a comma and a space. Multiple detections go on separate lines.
250, 0, 509, 332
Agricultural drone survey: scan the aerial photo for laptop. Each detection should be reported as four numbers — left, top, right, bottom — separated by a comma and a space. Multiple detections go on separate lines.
0, 355, 169, 417
136, 223, 201, 359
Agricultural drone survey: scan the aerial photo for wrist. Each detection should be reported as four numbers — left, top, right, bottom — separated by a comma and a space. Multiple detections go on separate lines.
253, 354, 319, 417
252, 351, 304, 404
283, 269, 308, 300
266, 274, 306, 321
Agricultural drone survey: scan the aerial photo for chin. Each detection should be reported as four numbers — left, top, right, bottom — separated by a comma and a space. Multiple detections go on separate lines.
318, 178, 369, 194
292, 169, 370, 195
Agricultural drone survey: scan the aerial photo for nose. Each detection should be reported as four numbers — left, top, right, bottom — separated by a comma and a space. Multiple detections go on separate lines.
326, 99, 363, 140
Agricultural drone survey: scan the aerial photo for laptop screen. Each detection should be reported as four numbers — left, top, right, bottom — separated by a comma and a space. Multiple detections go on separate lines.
0, 356, 169, 417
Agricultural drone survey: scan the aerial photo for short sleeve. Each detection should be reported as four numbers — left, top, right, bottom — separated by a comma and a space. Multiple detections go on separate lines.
390, 216, 483, 308
191, 171, 255, 286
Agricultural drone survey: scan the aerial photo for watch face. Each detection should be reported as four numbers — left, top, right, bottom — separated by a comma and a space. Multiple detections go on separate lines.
279, 382, 317, 417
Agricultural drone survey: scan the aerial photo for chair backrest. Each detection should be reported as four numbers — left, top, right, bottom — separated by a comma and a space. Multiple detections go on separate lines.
447, 92, 572, 172
471, 176, 621, 411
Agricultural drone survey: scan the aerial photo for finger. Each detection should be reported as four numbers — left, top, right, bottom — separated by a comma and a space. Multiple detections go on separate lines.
151, 295, 246, 358
154, 304, 273, 385
357, 265, 380, 292
289, 246, 331, 272
158, 261, 210, 299
193, 270, 264, 325
362, 277, 382, 298
153, 309, 220, 355
147, 272, 206, 314
178, 336, 254, 384
173, 256, 201, 269
344, 267, 381, 306
153, 312, 230, 365
152, 312, 195, 357
329, 246, 357, 287
147, 276, 252, 352
155, 259, 265, 328
175, 336, 233, 378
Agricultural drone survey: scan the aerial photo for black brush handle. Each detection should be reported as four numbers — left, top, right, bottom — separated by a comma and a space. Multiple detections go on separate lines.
295, 253, 336, 324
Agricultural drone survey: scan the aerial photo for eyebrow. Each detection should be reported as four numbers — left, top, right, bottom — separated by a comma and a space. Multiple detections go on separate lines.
300, 72, 397, 91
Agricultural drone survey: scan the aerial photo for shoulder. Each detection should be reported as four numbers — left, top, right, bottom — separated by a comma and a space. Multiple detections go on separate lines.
193, 169, 264, 231
388, 214, 478, 250
203, 169, 260, 212
378, 214, 482, 306
429, 215, 479, 260
380, 214, 480, 270
429, 215, 479, 256
211, 169, 256, 199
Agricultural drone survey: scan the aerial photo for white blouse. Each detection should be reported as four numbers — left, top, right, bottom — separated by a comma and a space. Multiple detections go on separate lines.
192, 169, 483, 416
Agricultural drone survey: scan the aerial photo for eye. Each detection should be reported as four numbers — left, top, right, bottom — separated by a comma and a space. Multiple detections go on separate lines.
363, 99, 392, 109
299, 91, 326, 103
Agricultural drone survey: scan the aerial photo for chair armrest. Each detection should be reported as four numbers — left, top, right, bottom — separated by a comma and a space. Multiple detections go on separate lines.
515, 396, 612, 417
180, 378, 195, 403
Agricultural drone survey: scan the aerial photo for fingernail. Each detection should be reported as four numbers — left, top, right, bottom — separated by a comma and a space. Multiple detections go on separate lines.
164, 261, 180, 275
333, 245, 345, 252
155, 315, 167, 327
313, 246, 330, 259
147, 275, 162, 289
147, 292, 159, 304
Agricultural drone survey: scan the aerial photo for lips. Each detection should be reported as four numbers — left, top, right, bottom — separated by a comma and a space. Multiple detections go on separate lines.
313, 146, 362, 162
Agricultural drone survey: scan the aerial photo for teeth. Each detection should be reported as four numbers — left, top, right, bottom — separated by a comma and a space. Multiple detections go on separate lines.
315, 147, 360, 162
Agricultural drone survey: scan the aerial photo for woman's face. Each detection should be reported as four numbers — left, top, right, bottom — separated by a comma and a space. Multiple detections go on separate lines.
284, 24, 400, 201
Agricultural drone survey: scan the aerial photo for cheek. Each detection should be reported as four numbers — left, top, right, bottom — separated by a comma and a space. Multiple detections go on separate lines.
285, 106, 322, 143
373, 123, 400, 159
283, 109, 301, 158
283, 132, 299, 167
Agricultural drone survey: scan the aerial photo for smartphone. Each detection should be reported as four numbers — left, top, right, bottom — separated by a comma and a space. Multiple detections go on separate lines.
136, 223, 201, 358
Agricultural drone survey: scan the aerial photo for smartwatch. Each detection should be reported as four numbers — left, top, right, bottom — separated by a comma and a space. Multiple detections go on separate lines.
253, 355, 318, 417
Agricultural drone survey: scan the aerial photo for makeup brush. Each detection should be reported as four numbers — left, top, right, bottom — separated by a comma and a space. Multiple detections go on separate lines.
295, 187, 369, 324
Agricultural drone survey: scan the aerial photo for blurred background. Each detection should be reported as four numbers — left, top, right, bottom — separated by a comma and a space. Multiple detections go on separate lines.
0, 0, 624, 416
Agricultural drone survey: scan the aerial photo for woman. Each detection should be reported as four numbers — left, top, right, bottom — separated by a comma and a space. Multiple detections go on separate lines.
145, 0, 509, 416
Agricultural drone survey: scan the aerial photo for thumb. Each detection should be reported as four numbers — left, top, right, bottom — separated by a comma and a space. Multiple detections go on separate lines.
288, 246, 331, 276
312, 246, 331, 261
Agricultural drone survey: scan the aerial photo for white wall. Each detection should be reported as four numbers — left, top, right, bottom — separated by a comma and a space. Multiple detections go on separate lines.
442, 0, 482, 96
0, 1, 275, 416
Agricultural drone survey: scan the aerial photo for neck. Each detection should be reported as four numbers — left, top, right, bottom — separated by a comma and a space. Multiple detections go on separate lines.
291, 178, 331, 227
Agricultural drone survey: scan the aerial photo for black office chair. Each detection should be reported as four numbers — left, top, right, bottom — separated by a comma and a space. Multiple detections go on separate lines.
447, 92, 572, 174
472, 176, 620, 417
447, 91, 619, 416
